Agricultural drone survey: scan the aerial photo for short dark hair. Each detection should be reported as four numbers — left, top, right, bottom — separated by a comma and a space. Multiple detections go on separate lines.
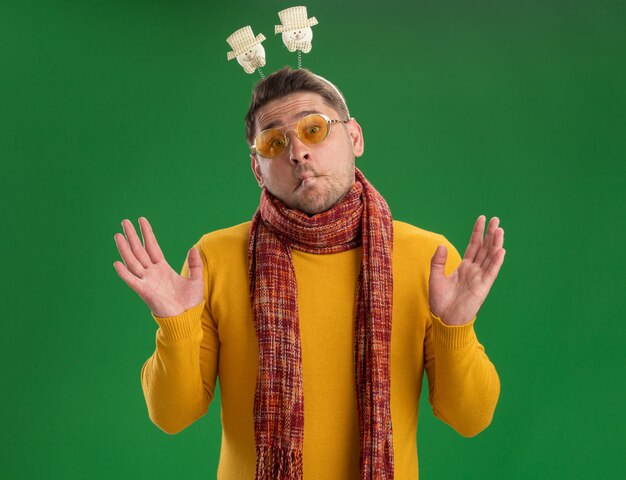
244, 67, 350, 146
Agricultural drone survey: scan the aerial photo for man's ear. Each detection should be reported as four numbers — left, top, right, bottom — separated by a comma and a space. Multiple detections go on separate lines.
346, 118, 364, 158
250, 154, 264, 188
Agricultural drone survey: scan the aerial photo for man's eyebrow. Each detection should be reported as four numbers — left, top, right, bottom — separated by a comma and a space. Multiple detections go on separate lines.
260, 110, 319, 131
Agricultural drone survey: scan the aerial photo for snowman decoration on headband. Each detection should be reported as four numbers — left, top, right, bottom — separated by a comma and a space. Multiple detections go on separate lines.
226, 26, 267, 76
275, 6, 318, 54
226, 6, 318, 77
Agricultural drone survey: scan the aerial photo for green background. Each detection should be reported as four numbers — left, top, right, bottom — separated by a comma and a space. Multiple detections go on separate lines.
3, 0, 624, 478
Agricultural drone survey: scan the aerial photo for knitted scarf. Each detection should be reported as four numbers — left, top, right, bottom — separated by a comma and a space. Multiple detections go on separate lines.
247, 168, 394, 479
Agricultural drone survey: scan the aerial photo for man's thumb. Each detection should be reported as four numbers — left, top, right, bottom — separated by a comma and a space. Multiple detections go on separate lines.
186, 247, 203, 280
430, 244, 448, 278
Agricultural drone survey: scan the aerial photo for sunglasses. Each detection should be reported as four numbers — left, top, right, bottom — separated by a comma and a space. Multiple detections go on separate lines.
251, 113, 349, 159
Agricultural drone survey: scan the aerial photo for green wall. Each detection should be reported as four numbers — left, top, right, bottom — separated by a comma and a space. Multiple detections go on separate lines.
3, 0, 624, 478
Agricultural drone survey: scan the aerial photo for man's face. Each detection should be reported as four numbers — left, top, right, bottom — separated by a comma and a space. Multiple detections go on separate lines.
250, 91, 364, 215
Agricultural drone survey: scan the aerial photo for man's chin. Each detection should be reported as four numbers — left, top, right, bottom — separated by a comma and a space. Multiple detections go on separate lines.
297, 194, 342, 216
295, 184, 354, 216
293, 201, 327, 216
284, 192, 325, 216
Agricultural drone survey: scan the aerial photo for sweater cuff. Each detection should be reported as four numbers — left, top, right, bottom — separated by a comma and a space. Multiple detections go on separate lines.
151, 301, 205, 341
430, 311, 477, 349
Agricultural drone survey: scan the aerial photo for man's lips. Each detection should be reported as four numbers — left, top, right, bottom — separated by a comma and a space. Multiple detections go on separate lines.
295, 174, 318, 190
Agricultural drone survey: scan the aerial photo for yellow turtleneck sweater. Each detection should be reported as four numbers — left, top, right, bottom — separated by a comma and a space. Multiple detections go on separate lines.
141, 220, 500, 479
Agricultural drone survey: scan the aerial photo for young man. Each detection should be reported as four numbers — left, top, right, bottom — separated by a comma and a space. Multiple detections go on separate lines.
114, 67, 505, 479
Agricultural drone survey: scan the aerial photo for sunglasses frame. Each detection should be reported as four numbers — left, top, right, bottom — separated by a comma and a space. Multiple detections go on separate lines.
250, 113, 349, 158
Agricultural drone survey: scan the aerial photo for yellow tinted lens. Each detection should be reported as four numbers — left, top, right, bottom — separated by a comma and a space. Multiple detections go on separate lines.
256, 129, 286, 158
297, 114, 329, 144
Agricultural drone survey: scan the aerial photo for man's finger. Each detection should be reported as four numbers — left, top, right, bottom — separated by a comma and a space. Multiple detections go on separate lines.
463, 215, 486, 262
494, 227, 504, 248
114, 232, 145, 278
475, 217, 499, 266
113, 260, 144, 295
482, 248, 506, 287
122, 219, 152, 268
139, 217, 165, 264
480, 227, 504, 268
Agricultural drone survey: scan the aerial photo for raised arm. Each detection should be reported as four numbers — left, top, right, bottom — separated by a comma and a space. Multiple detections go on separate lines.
424, 216, 504, 436
113, 217, 218, 434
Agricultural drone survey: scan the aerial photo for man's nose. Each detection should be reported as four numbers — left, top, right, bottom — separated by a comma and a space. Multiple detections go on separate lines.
286, 130, 311, 165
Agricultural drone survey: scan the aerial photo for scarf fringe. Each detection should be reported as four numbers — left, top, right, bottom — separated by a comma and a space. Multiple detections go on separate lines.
255, 445, 303, 480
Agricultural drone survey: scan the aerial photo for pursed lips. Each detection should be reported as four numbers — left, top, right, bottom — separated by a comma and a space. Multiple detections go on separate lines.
295, 173, 318, 190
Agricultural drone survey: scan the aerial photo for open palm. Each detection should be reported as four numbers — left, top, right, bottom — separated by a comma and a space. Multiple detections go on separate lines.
113, 217, 204, 318
429, 216, 506, 326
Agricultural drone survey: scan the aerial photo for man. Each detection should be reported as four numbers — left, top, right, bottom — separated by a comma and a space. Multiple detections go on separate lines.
113, 67, 505, 479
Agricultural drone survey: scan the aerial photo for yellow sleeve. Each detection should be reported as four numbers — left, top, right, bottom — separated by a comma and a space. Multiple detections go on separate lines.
140, 242, 219, 434
423, 236, 501, 437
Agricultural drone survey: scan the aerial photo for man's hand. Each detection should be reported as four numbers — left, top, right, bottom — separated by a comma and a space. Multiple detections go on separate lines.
429, 216, 506, 326
113, 217, 205, 318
